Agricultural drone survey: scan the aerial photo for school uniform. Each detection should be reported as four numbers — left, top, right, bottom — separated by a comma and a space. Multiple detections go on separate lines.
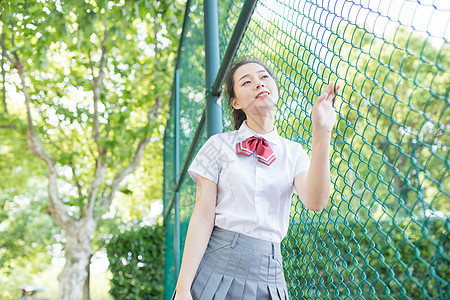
179, 120, 310, 300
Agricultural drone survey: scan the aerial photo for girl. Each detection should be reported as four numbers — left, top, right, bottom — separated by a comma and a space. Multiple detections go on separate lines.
173, 59, 340, 300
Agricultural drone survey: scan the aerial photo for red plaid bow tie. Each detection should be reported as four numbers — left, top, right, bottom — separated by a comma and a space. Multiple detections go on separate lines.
236, 136, 276, 166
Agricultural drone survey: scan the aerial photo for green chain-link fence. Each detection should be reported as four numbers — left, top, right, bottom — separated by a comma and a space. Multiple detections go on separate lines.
163, 0, 449, 299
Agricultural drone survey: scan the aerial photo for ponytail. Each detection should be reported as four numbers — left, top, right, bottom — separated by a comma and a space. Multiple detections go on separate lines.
232, 109, 247, 130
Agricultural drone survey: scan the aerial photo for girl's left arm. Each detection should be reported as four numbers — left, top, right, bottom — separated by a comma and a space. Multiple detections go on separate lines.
294, 82, 340, 211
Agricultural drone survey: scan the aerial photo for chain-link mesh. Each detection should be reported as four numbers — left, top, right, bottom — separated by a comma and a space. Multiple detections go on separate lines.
163, 1, 207, 297
164, 0, 449, 299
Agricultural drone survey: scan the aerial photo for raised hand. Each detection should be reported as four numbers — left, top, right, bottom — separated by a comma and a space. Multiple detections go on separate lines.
311, 82, 340, 134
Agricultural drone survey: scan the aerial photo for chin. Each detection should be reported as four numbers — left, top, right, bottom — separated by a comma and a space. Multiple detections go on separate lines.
252, 106, 276, 115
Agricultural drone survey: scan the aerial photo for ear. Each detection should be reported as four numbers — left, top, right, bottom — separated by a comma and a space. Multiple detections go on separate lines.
230, 97, 241, 109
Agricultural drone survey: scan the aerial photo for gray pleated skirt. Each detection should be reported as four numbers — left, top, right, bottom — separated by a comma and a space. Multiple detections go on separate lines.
176, 226, 290, 300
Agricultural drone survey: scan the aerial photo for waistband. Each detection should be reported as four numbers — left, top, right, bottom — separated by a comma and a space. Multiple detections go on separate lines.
211, 226, 282, 258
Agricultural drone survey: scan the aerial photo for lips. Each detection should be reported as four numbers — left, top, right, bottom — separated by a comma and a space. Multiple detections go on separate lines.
256, 91, 269, 99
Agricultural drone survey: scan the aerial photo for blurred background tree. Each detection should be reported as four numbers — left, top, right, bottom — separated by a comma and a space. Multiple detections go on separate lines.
0, 0, 183, 299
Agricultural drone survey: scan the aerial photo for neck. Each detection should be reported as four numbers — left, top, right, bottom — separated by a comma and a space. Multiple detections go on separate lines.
246, 112, 275, 134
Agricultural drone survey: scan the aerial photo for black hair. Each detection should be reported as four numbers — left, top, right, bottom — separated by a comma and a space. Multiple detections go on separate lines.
224, 58, 279, 130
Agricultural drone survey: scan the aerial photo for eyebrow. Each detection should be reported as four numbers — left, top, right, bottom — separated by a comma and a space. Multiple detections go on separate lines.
238, 69, 267, 82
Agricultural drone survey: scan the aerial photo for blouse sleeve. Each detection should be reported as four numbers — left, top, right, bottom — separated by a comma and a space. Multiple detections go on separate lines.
293, 144, 311, 195
294, 144, 310, 176
188, 135, 222, 183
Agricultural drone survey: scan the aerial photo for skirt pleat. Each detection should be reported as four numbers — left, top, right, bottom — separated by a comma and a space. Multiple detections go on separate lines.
213, 275, 234, 300
242, 280, 257, 300
188, 227, 289, 300
190, 264, 211, 299
225, 277, 245, 299
277, 286, 289, 300
268, 285, 279, 300
256, 283, 271, 300
199, 272, 223, 300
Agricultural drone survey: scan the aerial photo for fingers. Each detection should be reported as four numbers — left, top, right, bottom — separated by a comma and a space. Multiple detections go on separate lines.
326, 82, 340, 97
317, 81, 340, 104
324, 82, 335, 95
330, 83, 340, 107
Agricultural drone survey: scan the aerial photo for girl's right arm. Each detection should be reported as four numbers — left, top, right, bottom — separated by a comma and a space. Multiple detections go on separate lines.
174, 175, 217, 300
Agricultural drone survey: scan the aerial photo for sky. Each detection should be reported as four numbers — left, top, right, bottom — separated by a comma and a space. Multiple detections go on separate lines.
257, 0, 449, 48
341, 0, 449, 43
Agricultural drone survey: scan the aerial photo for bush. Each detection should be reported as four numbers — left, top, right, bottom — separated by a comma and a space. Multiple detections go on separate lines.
106, 223, 165, 299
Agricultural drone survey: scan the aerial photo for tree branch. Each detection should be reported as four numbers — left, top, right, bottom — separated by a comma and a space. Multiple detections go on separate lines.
69, 162, 83, 199
0, 123, 18, 130
7, 36, 75, 230
82, 155, 107, 220
16, 60, 52, 163
96, 97, 162, 217
0, 35, 14, 65
45, 128, 85, 200
91, 29, 108, 146
97, 136, 152, 215
96, 21, 164, 216
84, 29, 110, 220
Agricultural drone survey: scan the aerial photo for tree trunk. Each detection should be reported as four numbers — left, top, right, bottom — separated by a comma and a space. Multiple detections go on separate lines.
82, 253, 92, 300
57, 220, 96, 300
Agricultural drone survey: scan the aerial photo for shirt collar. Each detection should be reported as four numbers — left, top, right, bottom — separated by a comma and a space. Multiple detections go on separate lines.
237, 120, 279, 145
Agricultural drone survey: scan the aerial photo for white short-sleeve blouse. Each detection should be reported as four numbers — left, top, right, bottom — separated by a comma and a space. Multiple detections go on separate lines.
188, 121, 310, 243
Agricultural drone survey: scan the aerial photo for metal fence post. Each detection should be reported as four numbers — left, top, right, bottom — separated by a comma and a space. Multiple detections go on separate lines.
174, 68, 181, 277
204, 0, 223, 137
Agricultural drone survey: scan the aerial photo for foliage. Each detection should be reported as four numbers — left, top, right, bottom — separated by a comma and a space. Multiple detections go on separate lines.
0, 0, 181, 214
0, 193, 56, 272
1, 0, 182, 297
0, 193, 57, 300
106, 221, 165, 299
0, 265, 36, 300
0, 129, 57, 290
113, 140, 165, 222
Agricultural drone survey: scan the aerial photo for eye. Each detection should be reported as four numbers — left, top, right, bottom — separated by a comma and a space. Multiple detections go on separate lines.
261, 74, 269, 79
242, 80, 251, 86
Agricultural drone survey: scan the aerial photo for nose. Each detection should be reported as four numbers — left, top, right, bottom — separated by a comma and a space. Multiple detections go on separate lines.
255, 80, 264, 89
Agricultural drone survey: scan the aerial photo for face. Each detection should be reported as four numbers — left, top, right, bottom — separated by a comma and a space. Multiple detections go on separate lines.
230, 63, 278, 116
